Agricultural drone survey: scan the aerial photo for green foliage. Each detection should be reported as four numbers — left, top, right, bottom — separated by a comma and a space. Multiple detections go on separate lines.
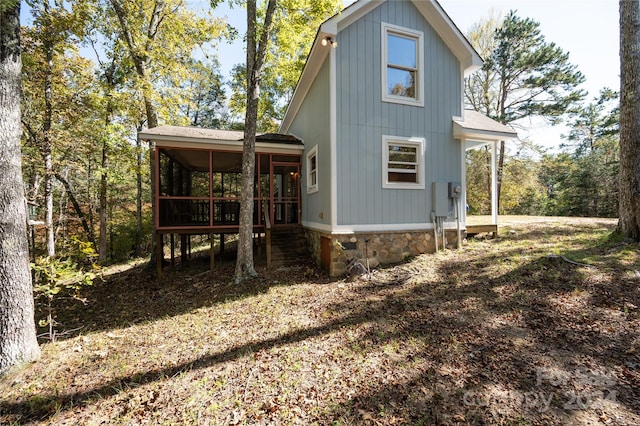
464, 10, 588, 215
483, 10, 586, 123
539, 90, 620, 218
228, 0, 343, 131
32, 238, 100, 341
108, 208, 154, 262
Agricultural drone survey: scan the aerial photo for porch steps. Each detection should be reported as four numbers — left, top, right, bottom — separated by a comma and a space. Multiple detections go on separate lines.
268, 227, 311, 267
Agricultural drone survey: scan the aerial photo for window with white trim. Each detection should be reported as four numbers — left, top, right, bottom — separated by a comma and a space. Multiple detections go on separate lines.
382, 136, 425, 189
381, 22, 424, 106
306, 145, 318, 193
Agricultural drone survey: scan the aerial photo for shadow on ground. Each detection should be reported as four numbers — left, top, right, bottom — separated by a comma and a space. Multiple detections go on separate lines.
3, 222, 639, 424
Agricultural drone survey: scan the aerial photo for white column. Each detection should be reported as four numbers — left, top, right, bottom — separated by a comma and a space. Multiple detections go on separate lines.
491, 140, 498, 225
460, 139, 467, 225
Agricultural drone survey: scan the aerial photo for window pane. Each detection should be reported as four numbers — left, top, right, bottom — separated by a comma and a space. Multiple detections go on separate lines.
388, 145, 417, 163
310, 155, 316, 171
387, 68, 415, 98
388, 171, 417, 183
388, 34, 416, 68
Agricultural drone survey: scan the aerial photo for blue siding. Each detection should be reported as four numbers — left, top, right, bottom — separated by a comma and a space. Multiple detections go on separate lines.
335, 0, 463, 226
288, 58, 332, 227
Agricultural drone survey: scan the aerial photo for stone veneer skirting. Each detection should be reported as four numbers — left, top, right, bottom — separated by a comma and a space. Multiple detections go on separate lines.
304, 228, 461, 276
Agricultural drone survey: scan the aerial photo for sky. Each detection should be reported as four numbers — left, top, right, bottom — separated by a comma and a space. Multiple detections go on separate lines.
23, 0, 618, 150
208, 0, 620, 151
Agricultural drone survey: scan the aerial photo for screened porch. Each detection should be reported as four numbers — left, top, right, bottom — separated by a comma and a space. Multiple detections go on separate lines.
156, 147, 301, 232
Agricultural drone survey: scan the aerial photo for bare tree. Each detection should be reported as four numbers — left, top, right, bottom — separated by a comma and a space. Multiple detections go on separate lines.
0, 0, 41, 374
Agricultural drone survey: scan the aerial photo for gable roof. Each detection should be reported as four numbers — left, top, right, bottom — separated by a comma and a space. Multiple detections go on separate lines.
280, 0, 483, 133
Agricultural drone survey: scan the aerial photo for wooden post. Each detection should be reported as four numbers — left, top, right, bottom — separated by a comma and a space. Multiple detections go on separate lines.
266, 229, 271, 269
156, 233, 163, 279
214, 234, 216, 271
180, 234, 187, 264
170, 233, 175, 266
263, 199, 272, 269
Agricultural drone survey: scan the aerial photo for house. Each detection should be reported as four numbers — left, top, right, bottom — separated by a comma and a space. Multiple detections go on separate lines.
280, 0, 517, 275
140, 0, 517, 277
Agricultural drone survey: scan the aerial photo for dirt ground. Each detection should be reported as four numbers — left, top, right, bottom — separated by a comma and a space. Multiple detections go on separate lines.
1, 217, 638, 425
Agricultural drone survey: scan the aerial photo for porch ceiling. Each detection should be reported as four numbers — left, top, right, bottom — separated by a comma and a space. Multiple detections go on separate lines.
164, 148, 277, 173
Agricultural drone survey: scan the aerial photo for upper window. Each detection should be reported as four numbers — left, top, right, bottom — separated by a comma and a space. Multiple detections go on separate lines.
381, 23, 424, 106
382, 136, 425, 189
306, 145, 318, 194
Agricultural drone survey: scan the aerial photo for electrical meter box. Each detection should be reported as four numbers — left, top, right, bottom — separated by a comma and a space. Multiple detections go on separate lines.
448, 182, 462, 198
432, 182, 449, 217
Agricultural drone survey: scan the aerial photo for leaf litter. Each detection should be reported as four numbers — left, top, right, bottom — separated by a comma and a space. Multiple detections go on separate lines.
0, 217, 639, 425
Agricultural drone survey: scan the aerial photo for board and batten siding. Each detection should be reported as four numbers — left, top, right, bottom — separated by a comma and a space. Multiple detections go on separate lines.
336, 0, 463, 226
288, 58, 332, 227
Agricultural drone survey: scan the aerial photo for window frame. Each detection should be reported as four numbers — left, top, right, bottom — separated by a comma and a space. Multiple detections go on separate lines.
382, 135, 425, 189
306, 144, 318, 194
381, 22, 424, 107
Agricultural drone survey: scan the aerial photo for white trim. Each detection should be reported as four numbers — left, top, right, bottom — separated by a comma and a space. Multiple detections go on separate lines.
303, 221, 461, 234
302, 220, 333, 232
491, 140, 498, 225
382, 135, 425, 189
381, 22, 425, 107
320, 0, 381, 34
152, 139, 303, 154
330, 44, 338, 228
281, 0, 484, 132
411, 0, 483, 76
460, 136, 467, 225
306, 144, 319, 194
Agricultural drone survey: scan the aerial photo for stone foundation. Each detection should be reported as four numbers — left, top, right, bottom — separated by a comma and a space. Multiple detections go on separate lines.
304, 228, 461, 276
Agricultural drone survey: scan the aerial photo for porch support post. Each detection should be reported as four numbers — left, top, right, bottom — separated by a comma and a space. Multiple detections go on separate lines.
156, 233, 163, 279
491, 140, 498, 226
266, 228, 272, 269
210, 233, 215, 271
170, 233, 175, 266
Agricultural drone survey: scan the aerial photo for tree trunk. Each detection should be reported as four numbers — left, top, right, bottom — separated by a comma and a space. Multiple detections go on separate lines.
99, 137, 108, 262
618, 0, 640, 240
0, 1, 41, 373
136, 125, 143, 257
109, 0, 162, 268
234, 0, 277, 284
42, 0, 55, 257
99, 69, 115, 263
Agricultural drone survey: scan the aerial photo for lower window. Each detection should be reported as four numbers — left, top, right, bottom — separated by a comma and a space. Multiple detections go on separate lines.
382, 135, 425, 189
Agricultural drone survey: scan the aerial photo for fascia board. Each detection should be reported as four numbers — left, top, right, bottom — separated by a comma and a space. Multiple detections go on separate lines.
453, 122, 518, 142
279, 36, 330, 133
320, 0, 382, 34
413, 0, 484, 75
281, 1, 382, 133
152, 137, 303, 154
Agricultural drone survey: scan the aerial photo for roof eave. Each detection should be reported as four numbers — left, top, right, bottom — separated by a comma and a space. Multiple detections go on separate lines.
452, 122, 518, 142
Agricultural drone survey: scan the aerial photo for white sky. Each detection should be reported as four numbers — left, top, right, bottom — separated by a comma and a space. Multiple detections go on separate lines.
210, 0, 620, 151
24, 0, 615, 150
440, 0, 619, 150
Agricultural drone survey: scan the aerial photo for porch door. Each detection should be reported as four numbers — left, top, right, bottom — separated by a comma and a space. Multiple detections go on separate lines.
271, 163, 300, 226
